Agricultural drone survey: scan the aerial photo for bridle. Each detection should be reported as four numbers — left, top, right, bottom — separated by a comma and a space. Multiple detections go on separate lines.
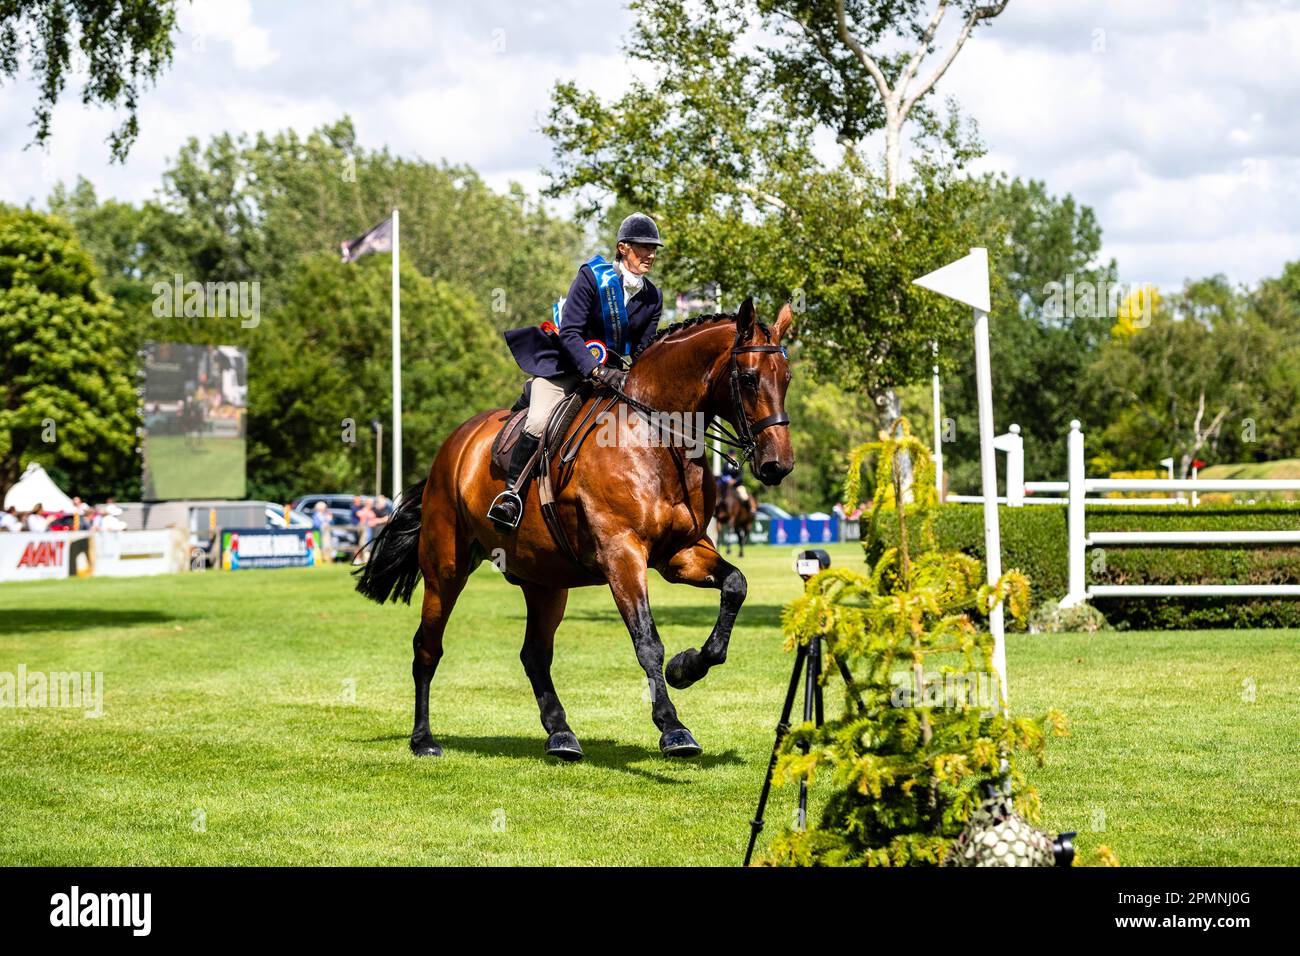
601, 330, 790, 470
727, 337, 791, 456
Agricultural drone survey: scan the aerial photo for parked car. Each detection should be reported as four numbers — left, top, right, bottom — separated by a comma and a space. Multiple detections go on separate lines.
292, 493, 363, 553
756, 503, 793, 521
265, 505, 313, 530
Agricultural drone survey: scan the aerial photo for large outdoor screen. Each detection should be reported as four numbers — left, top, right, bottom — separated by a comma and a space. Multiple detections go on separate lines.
142, 343, 248, 500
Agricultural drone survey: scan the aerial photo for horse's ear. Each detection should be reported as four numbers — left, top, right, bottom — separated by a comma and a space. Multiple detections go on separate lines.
737, 297, 755, 338
773, 302, 794, 342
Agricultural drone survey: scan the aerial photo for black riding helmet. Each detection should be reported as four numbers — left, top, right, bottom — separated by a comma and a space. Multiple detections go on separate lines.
616, 212, 664, 247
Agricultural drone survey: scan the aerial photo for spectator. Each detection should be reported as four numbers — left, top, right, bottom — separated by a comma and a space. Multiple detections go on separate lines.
68, 496, 91, 530
99, 503, 127, 533
350, 495, 364, 526
373, 495, 391, 525
25, 503, 49, 532
0, 507, 20, 533
357, 497, 377, 544
310, 501, 333, 530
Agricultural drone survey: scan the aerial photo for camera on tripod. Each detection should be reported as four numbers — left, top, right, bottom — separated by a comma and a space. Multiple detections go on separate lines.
744, 548, 845, 865
794, 548, 830, 581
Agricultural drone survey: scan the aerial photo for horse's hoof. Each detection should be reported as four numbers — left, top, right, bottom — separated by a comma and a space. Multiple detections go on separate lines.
411, 736, 443, 757
666, 649, 701, 689
660, 728, 702, 757
545, 730, 584, 761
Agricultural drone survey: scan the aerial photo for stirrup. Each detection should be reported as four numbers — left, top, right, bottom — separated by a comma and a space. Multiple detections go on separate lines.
487, 490, 523, 530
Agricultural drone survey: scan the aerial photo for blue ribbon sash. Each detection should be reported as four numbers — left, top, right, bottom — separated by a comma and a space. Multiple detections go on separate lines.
583, 254, 632, 356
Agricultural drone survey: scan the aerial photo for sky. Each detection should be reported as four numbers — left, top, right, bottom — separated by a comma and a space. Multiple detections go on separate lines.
1, 0, 1298, 292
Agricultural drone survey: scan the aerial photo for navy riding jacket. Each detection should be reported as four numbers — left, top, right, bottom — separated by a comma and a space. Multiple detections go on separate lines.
504, 260, 663, 379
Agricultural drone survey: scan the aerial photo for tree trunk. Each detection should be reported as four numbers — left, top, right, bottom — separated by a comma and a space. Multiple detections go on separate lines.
875, 386, 913, 503
884, 117, 901, 199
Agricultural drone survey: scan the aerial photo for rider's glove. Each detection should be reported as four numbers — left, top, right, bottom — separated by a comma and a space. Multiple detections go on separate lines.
590, 363, 628, 391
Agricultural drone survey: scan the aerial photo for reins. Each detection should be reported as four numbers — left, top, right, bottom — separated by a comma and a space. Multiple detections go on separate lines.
602, 329, 790, 470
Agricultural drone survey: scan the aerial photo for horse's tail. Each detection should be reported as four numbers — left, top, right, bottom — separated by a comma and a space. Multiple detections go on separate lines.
353, 479, 427, 605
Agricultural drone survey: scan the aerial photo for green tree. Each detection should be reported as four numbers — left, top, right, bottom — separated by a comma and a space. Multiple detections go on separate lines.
0, 0, 179, 160
544, 1, 1000, 416
243, 252, 513, 503
0, 206, 137, 496
934, 175, 1116, 492
50, 118, 581, 498
772, 362, 878, 512
762, 419, 1063, 866
1082, 277, 1271, 478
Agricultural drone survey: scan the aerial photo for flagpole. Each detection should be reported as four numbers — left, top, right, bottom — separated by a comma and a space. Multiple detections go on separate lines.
391, 207, 402, 502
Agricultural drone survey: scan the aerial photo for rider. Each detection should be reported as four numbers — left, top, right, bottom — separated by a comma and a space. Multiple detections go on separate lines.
488, 212, 665, 530
717, 455, 741, 501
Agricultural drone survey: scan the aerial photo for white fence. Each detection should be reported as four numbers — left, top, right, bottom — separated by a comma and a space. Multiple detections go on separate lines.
943, 420, 1300, 606
1056, 421, 1300, 606
945, 423, 1187, 507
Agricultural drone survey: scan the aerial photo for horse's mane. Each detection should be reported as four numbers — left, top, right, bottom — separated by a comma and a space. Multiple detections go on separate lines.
633, 311, 770, 362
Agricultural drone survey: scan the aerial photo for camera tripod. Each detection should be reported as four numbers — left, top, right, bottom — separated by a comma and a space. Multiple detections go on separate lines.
743, 630, 863, 866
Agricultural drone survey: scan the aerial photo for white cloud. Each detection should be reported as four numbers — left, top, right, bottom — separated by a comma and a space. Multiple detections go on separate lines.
177, 0, 277, 72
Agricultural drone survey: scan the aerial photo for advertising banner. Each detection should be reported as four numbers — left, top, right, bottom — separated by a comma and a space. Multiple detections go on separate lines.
767, 517, 839, 546
92, 529, 188, 577
220, 528, 322, 570
0, 533, 92, 582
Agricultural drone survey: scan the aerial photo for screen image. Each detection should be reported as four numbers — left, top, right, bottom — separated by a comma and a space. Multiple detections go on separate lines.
142, 342, 248, 500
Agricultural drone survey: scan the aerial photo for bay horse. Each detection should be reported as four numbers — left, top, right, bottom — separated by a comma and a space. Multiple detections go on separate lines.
355, 298, 794, 760
715, 482, 757, 558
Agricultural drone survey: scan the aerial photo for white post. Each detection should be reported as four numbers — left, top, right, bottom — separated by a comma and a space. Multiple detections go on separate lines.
391, 208, 402, 502
931, 340, 943, 500
1062, 420, 1087, 607
913, 246, 1007, 714
972, 299, 1007, 712
993, 423, 1024, 506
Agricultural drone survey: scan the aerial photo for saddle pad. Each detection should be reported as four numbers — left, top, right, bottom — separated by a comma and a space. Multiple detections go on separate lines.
490, 384, 592, 476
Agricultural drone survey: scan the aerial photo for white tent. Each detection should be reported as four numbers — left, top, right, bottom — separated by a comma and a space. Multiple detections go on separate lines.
4, 462, 75, 513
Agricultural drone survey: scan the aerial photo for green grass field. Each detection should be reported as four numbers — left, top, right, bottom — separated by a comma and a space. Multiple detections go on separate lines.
1, 543, 1297, 866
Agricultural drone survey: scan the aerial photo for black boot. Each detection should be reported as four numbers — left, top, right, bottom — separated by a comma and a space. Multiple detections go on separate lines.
488, 432, 540, 530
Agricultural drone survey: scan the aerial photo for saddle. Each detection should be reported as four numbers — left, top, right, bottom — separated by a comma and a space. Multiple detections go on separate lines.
490, 378, 618, 565
490, 379, 589, 475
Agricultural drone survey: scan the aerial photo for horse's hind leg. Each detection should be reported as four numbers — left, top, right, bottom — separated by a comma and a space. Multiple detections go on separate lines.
410, 571, 467, 756
520, 583, 582, 761
661, 538, 746, 690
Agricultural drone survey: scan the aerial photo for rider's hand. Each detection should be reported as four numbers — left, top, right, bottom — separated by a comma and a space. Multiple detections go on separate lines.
590, 364, 627, 391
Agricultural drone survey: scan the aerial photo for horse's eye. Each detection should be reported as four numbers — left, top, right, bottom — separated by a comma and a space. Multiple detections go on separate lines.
741, 374, 759, 392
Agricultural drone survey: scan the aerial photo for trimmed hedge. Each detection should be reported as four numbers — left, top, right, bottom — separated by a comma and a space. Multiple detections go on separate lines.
871, 502, 1300, 629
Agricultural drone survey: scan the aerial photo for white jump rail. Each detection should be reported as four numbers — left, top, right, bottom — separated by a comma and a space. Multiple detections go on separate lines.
1060, 420, 1300, 606
948, 427, 1188, 507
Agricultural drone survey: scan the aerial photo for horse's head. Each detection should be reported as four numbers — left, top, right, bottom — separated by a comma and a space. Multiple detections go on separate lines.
724, 297, 795, 486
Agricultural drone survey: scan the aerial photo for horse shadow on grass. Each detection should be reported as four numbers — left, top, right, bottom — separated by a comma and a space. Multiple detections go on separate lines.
0, 608, 183, 635
354, 732, 743, 784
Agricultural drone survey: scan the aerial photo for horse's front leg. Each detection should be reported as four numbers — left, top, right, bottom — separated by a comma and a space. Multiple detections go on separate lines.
603, 541, 700, 757
659, 538, 746, 690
